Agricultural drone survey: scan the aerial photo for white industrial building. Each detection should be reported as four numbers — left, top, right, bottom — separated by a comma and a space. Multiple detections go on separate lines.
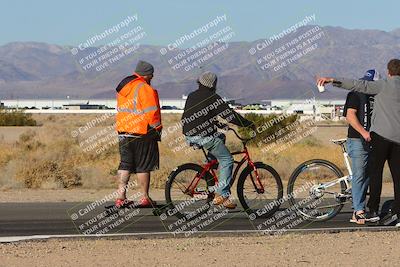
0, 98, 187, 110
268, 99, 345, 109
0, 97, 345, 120
159, 97, 187, 109
0, 99, 117, 110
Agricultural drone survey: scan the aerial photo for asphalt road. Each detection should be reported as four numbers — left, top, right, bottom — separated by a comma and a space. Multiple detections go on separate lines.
0, 199, 395, 239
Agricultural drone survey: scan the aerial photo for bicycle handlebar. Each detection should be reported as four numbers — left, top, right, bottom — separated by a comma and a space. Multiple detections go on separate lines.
230, 128, 251, 142
216, 122, 254, 143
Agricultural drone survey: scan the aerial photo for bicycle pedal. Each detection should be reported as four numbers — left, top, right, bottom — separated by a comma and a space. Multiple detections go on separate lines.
334, 197, 344, 203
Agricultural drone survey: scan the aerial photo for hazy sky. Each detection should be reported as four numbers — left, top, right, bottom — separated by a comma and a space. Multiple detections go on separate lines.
1, 0, 399, 46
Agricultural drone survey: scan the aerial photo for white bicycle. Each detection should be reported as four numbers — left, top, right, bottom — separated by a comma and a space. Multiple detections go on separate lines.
287, 138, 355, 221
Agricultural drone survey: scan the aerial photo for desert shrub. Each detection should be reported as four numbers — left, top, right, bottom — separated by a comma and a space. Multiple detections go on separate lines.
12, 131, 83, 188
238, 113, 298, 146
0, 145, 13, 167
15, 130, 44, 151
0, 110, 37, 126
15, 157, 82, 189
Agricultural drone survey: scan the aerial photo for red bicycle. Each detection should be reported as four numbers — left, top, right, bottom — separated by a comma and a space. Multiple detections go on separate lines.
165, 126, 283, 220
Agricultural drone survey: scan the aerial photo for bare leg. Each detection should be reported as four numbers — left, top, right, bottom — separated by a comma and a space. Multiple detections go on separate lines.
117, 170, 131, 200
137, 172, 150, 199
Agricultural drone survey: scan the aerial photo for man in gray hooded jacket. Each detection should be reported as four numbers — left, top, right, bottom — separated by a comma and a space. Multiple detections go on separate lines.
317, 58, 400, 224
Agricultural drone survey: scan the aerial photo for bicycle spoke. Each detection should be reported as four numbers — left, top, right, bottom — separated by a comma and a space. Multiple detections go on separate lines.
288, 160, 345, 221
166, 165, 213, 219
238, 164, 283, 218
172, 180, 188, 194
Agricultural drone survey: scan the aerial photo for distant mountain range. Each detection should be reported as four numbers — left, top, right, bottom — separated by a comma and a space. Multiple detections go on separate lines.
1, 25, 399, 103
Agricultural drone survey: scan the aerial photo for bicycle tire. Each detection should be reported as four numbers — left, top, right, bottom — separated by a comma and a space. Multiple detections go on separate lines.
287, 159, 346, 222
165, 163, 215, 220
237, 162, 283, 219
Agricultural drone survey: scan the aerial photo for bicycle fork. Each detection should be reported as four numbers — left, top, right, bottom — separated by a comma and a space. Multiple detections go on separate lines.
248, 162, 265, 194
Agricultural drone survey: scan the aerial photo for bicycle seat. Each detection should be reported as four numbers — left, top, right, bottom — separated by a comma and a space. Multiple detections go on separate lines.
331, 139, 347, 146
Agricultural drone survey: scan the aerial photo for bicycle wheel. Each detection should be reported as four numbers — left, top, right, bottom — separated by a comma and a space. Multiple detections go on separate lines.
287, 159, 346, 222
165, 163, 215, 220
237, 162, 283, 219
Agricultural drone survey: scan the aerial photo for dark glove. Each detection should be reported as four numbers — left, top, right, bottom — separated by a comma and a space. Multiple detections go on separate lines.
146, 127, 162, 141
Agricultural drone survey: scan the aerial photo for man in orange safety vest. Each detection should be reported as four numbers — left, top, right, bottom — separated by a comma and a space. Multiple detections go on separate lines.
114, 60, 162, 208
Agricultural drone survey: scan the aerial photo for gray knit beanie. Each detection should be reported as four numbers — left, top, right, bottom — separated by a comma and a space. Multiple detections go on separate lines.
135, 60, 154, 76
198, 71, 217, 88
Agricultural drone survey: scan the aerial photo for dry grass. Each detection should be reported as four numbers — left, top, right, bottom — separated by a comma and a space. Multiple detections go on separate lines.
0, 114, 393, 190
0, 142, 13, 167
0, 114, 118, 189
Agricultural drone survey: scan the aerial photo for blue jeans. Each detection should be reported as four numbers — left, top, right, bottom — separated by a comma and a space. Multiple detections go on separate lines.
186, 134, 234, 197
347, 138, 370, 211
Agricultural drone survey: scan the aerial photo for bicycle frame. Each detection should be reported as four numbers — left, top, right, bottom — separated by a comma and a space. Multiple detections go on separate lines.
316, 141, 353, 195
186, 133, 264, 196
232, 147, 254, 183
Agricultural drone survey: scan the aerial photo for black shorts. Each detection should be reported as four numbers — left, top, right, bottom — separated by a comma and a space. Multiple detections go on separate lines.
118, 136, 159, 173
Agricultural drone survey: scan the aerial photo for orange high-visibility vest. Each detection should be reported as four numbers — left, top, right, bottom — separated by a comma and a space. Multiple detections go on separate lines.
116, 74, 162, 135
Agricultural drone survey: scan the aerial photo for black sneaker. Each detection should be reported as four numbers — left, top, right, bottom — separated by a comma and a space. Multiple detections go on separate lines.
365, 211, 380, 223
381, 212, 398, 226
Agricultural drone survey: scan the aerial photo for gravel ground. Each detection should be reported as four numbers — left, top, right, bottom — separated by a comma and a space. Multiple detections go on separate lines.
1, 231, 399, 267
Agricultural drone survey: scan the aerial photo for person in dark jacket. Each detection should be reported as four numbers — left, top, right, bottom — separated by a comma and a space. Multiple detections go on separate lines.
182, 71, 254, 209
342, 69, 379, 224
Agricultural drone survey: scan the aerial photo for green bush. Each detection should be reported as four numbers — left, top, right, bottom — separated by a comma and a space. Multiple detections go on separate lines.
0, 110, 37, 126
238, 113, 298, 146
